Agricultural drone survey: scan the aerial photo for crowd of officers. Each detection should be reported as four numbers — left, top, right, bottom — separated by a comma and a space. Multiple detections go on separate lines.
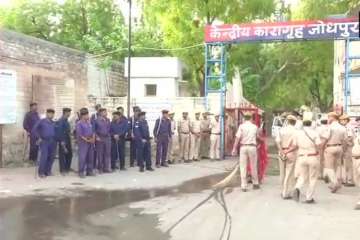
22, 103, 222, 178
274, 111, 360, 209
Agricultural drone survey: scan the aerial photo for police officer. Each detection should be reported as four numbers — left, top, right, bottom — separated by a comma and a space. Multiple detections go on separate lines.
339, 114, 355, 187
232, 112, 260, 191
210, 114, 221, 161
32, 109, 56, 178
110, 111, 129, 171
129, 106, 141, 167
200, 112, 211, 159
94, 108, 111, 173
167, 112, 176, 164
90, 104, 101, 168
316, 115, 329, 179
117, 106, 125, 115
275, 115, 298, 199
323, 112, 346, 193
154, 110, 171, 168
190, 112, 202, 161
75, 108, 95, 178
178, 111, 191, 163
23, 102, 40, 162
134, 112, 154, 172
55, 108, 73, 175
286, 115, 321, 203
90, 104, 102, 125
352, 134, 360, 210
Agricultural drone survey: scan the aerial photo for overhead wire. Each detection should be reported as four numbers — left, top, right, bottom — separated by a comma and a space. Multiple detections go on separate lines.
0, 43, 204, 65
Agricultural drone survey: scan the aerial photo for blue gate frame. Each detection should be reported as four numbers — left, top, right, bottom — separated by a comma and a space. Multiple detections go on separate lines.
205, 43, 227, 158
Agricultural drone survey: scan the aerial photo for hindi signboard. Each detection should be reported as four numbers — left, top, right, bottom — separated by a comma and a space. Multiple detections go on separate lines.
205, 17, 359, 43
0, 70, 17, 124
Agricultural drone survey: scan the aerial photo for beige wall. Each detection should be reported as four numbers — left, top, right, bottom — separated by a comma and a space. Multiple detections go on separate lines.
0, 29, 125, 166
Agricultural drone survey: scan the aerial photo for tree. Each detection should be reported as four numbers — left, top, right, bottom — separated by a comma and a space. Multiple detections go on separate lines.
0, 0, 127, 60
144, 0, 275, 96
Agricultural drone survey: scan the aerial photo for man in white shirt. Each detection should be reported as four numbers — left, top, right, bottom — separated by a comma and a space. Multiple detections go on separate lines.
275, 115, 298, 199
232, 112, 261, 191
323, 112, 347, 193
339, 114, 355, 187
352, 134, 360, 210
284, 116, 321, 203
210, 114, 221, 160
190, 112, 202, 161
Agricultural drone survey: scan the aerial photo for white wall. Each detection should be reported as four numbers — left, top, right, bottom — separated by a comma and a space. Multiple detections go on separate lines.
125, 57, 182, 78
130, 77, 177, 98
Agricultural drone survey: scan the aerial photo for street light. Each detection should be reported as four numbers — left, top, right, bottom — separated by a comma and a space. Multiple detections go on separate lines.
127, 0, 132, 118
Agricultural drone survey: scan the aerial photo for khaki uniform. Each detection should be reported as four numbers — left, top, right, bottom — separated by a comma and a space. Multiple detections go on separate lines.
167, 119, 177, 162
316, 124, 329, 178
323, 121, 346, 189
210, 120, 221, 160
235, 121, 259, 189
352, 136, 360, 185
275, 125, 298, 198
352, 136, 360, 208
190, 119, 201, 160
178, 118, 190, 161
200, 118, 211, 158
343, 124, 355, 184
293, 127, 321, 201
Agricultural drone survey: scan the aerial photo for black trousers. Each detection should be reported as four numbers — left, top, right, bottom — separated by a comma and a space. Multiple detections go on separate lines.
111, 137, 126, 169
58, 138, 72, 173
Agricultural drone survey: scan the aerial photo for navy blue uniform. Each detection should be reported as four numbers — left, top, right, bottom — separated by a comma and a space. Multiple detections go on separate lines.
110, 116, 129, 170
55, 116, 73, 173
154, 117, 172, 166
32, 118, 56, 176
129, 116, 138, 167
133, 119, 152, 170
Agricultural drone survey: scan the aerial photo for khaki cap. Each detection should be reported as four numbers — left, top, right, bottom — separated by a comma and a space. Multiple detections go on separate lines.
339, 114, 350, 121
243, 112, 253, 117
286, 115, 297, 121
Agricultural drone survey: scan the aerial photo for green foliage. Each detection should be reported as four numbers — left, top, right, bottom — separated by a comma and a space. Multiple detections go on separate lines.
0, 0, 126, 59
144, 0, 275, 96
1, 0, 359, 111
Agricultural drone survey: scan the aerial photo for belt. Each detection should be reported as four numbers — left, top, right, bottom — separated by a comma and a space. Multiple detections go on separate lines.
192, 132, 201, 134
212, 133, 221, 135
181, 132, 189, 134
282, 147, 290, 150
299, 152, 319, 157
326, 144, 342, 147
242, 144, 256, 147
353, 156, 360, 160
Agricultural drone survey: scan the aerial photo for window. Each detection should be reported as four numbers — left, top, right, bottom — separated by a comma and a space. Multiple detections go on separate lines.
145, 84, 157, 96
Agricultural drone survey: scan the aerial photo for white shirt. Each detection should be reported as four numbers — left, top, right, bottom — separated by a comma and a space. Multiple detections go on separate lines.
190, 119, 201, 133
210, 120, 221, 134
293, 127, 321, 154
276, 125, 298, 149
235, 121, 258, 145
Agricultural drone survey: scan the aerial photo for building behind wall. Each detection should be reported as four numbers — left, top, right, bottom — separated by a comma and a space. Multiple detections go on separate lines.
125, 57, 190, 98
0, 29, 126, 166
333, 39, 360, 116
